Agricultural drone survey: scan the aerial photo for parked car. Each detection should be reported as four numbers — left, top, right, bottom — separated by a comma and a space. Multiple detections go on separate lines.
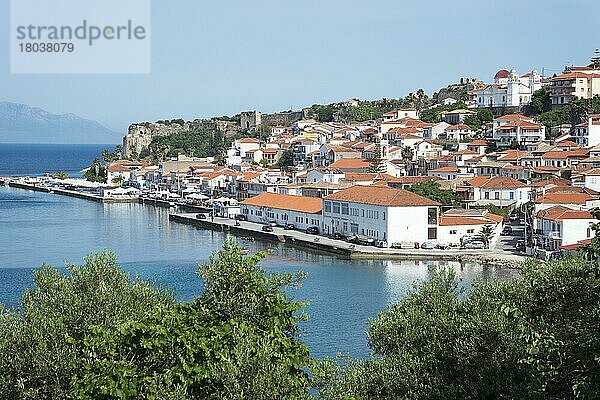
196, 213, 207, 220
347, 235, 375, 246
375, 240, 388, 248
508, 214, 519, 222
515, 239, 526, 252
234, 214, 247, 221
332, 232, 344, 240
464, 241, 485, 249
435, 242, 449, 250
284, 223, 295, 230
501, 226, 513, 236
268, 221, 277, 227
261, 224, 274, 232
306, 226, 319, 234
421, 241, 436, 249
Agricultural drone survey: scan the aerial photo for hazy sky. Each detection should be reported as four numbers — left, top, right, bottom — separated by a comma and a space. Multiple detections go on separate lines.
1, 0, 599, 134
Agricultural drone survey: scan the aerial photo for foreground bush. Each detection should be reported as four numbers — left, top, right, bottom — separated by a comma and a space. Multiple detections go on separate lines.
0, 252, 174, 399
315, 256, 600, 399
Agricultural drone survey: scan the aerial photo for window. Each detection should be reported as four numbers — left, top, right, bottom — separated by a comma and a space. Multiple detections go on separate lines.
484, 192, 489, 199
428, 227, 437, 240
383, 212, 386, 220
333, 202, 340, 214
324, 201, 331, 212
509, 191, 514, 200
428, 208, 438, 225
450, 230, 457, 235
351, 223, 358, 234
341, 203, 349, 215
467, 229, 474, 234
495, 192, 500, 200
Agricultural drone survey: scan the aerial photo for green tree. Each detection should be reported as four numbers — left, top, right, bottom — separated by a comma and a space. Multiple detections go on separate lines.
407, 180, 460, 205
53, 171, 68, 180
0, 253, 174, 399
276, 148, 294, 169
316, 256, 600, 399
84, 158, 107, 183
530, 86, 552, 114
71, 241, 312, 399
479, 224, 494, 248
369, 141, 386, 173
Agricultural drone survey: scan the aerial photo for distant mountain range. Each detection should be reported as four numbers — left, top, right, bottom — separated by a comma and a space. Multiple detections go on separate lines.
0, 102, 121, 144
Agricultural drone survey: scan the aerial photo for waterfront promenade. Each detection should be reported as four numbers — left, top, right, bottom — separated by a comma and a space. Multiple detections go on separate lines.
169, 213, 524, 266
1, 177, 524, 266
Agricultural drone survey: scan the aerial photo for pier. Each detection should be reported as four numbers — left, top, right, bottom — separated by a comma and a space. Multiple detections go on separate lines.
168, 213, 523, 266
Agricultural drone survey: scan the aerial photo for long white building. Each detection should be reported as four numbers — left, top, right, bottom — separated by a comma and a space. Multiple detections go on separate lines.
322, 185, 441, 245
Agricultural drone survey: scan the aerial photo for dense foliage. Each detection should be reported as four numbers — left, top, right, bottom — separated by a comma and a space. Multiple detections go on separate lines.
463, 108, 494, 131
2, 241, 600, 399
315, 256, 600, 399
0, 242, 311, 399
84, 157, 107, 183
407, 181, 460, 205
0, 253, 174, 399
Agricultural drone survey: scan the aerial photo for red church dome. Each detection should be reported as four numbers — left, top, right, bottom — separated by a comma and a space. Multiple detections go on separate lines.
494, 69, 510, 79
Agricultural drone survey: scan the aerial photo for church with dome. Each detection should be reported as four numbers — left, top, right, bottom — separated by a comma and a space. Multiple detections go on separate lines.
473, 68, 546, 108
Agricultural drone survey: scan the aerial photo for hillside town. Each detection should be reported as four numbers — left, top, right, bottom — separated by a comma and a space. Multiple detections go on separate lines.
10, 54, 600, 260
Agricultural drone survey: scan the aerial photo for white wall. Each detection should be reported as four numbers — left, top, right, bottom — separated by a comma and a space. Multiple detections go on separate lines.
240, 204, 321, 230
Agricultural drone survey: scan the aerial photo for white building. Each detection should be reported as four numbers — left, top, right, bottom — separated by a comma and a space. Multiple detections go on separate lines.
465, 176, 529, 207
239, 193, 322, 230
492, 114, 545, 148
323, 185, 441, 246
438, 209, 504, 247
475, 69, 544, 108
573, 114, 600, 147
534, 206, 597, 253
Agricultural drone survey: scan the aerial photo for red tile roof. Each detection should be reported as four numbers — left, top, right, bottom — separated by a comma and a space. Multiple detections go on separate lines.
241, 193, 322, 214
328, 158, 371, 169
468, 176, 526, 189
325, 185, 440, 207
536, 205, 595, 221
535, 193, 594, 205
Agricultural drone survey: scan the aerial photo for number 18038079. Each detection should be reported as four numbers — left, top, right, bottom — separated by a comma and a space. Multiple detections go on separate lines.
19, 43, 74, 52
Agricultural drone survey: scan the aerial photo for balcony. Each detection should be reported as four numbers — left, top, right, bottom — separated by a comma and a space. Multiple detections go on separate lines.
548, 231, 562, 239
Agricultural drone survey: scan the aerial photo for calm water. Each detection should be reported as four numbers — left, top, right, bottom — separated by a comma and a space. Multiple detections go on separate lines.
0, 143, 113, 177
0, 144, 513, 359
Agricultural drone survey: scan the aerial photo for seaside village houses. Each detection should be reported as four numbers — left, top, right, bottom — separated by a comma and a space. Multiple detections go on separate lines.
101, 52, 600, 258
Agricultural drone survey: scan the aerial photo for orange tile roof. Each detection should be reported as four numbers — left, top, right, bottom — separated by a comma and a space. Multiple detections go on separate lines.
535, 192, 594, 205
468, 140, 489, 146
328, 158, 371, 169
238, 138, 260, 143
530, 177, 571, 187
496, 121, 542, 130
551, 72, 600, 80
241, 193, 322, 214
536, 205, 594, 221
541, 149, 590, 159
496, 113, 530, 121
325, 185, 440, 207
107, 164, 132, 172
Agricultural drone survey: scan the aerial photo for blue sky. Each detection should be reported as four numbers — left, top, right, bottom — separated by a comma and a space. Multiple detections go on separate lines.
1, 0, 598, 133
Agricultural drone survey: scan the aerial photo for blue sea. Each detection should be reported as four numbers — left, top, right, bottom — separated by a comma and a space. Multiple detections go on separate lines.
0, 143, 512, 359
0, 143, 113, 177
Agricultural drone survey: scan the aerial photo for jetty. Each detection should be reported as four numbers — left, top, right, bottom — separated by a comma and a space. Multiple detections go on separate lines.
169, 213, 524, 266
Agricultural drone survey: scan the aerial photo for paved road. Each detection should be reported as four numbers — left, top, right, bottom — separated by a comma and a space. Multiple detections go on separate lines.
178, 213, 526, 263
491, 221, 527, 261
